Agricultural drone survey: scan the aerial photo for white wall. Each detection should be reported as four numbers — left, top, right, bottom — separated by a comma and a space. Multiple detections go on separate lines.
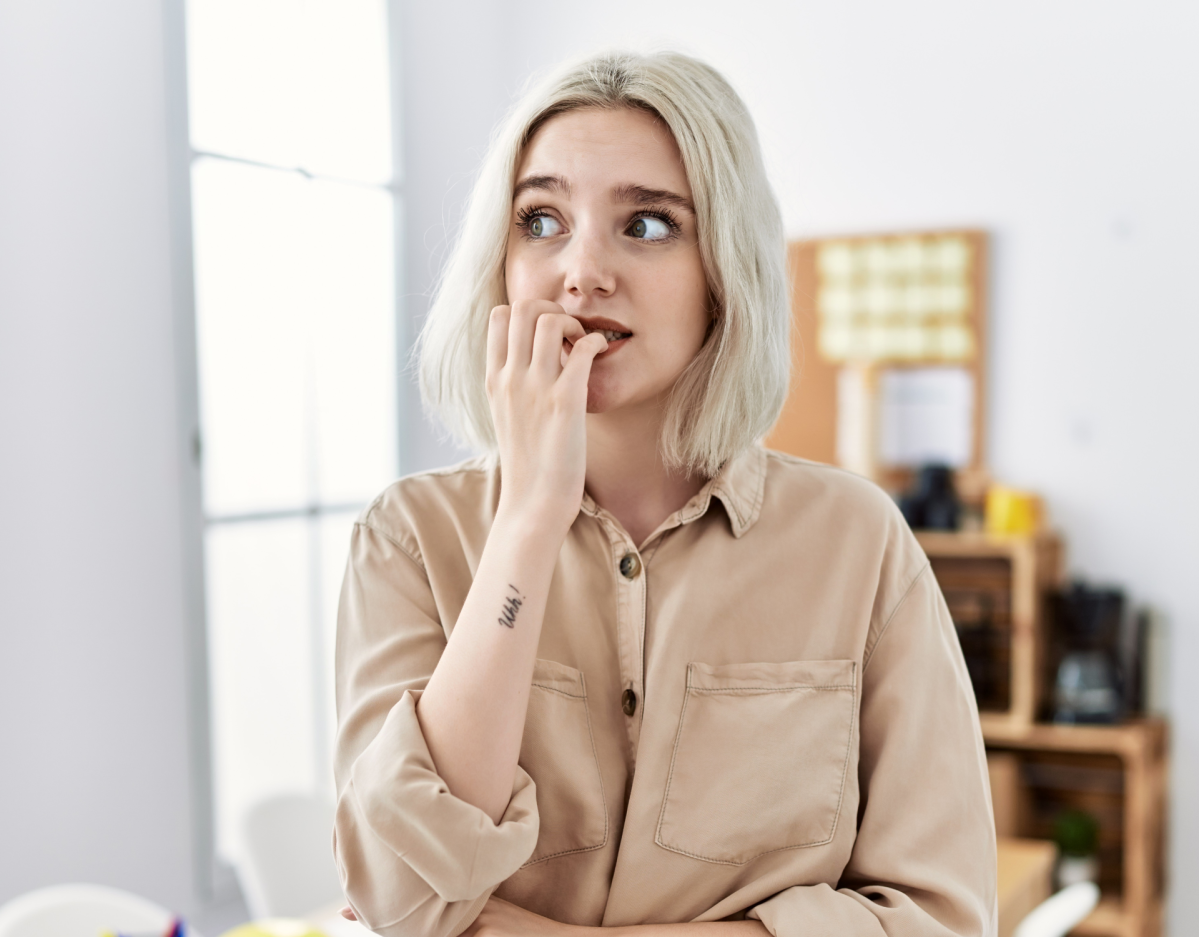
403, 1, 1199, 931
0, 0, 198, 915
397, 0, 517, 473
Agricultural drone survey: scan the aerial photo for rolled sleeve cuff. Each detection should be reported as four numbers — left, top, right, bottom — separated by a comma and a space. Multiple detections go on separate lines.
749, 885, 887, 937
349, 689, 540, 901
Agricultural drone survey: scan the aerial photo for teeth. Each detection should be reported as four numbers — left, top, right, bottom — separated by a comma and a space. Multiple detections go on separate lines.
586, 328, 628, 341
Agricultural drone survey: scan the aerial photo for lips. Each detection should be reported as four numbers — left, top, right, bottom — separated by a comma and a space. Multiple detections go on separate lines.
575, 316, 633, 342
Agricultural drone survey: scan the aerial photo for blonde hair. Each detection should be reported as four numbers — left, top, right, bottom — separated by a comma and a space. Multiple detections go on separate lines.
417, 50, 790, 477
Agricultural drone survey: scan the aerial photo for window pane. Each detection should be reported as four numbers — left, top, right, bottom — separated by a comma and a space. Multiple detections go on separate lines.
192, 159, 310, 515
186, 0, 393, 184
206, 518, 315, 860
192, 157, 397, 515
309, 187, 398, 505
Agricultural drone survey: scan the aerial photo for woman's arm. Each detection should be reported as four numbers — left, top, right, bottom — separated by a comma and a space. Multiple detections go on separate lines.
416, 300, 607, 822
332, 302, 607, 935
463, 897, 770, 937
340, 898, 770, 936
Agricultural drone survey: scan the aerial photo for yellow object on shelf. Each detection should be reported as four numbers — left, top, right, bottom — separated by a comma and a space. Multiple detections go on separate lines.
985, 486, 1042, 535
219, 921, 327, 937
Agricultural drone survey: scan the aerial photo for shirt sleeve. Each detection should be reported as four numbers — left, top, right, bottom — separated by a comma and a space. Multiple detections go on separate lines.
332, 520, 541, 937
749, 565, 998, 937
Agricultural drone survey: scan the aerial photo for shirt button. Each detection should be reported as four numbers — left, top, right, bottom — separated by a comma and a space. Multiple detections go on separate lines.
619, 552, 642, 579
621, 687, 638, 717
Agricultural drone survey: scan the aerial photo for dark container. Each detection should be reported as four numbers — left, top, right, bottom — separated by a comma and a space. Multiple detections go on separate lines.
1049, 582, 1145, 724
899, 464, 961, 531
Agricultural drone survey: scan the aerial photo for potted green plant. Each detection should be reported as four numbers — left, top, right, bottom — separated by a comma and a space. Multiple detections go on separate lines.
1053, 809, 1100, 889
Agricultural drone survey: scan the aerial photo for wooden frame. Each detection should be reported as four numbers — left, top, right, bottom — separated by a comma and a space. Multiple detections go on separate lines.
917, 531, 1064, 727
918, 533, 1167, 936
765, 231, 989, 492
984, 720, 1168, 937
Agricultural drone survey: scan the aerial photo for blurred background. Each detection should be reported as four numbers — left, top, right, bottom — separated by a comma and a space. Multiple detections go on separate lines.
0, 1, 1195, 935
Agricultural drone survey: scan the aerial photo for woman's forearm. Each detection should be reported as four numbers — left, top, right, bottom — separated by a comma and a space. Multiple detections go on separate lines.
606, 923, 769, 936
416, 508, 563, 823
462, 896, 772, 937
419, 302, 605, 824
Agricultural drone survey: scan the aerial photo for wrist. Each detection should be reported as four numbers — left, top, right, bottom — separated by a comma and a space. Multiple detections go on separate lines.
560, 925, 605, 937
493, 498, 579, 546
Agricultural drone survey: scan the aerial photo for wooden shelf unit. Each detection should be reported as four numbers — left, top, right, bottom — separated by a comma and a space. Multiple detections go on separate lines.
983, 720, 1168, 937
916, 531, 1064, 726
917, 532, 1168, 936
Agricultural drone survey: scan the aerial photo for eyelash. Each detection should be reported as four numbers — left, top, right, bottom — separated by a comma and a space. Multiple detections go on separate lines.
514, 205, 549, 233
514, 205, 682, 239
632, 207, 682, 237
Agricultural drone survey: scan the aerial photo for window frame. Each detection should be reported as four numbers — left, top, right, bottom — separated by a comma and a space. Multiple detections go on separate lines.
162, 0, 407, 905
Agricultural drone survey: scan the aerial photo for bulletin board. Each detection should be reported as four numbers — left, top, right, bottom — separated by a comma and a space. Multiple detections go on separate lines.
765, 230, 989, 493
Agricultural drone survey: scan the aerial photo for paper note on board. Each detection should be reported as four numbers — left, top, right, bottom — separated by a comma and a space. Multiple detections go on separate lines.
878, 367, 974, 467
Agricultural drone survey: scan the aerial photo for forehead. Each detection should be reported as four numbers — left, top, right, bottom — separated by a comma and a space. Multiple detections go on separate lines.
515, 106, 691, 197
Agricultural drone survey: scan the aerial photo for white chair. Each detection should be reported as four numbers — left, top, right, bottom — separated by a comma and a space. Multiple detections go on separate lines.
236, 793, 344, 920
0, 883, 202, 937
1014, 882, 1101, 937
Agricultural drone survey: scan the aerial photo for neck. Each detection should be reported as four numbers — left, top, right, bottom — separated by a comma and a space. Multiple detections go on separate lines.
585, 402, 707, 547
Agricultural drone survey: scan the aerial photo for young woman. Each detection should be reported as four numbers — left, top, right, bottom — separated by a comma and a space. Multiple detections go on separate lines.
333, 51, 996, 937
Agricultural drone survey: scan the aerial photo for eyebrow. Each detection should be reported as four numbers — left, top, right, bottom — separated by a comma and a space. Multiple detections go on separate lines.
512, 175, 695, 214
512, 174, 571, 199
612, 183, 695, 214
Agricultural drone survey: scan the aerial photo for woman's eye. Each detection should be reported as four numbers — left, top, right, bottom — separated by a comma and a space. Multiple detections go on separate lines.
527, 214, 563, 238
628, 215, 673, 240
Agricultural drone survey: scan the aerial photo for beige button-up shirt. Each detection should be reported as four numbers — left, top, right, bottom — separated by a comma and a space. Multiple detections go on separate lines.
333, 447, 997, 937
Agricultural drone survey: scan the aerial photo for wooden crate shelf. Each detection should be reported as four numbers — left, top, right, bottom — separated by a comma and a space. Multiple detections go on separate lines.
919, 532, 1167, 937
984, 720, 1168, 937
917, 531, 1064, 726
1072, 899, 1142, 937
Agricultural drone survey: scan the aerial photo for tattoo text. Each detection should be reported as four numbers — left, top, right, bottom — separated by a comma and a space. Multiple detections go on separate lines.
498, 584, 525, 629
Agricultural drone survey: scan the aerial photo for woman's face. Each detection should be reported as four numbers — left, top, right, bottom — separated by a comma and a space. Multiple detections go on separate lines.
505, 106, 711, 415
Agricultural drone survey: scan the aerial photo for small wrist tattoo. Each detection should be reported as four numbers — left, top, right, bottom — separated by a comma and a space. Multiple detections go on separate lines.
498, 583, 525, 629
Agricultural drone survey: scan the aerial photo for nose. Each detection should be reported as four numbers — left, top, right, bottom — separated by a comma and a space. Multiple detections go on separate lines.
562, 223, 616, 299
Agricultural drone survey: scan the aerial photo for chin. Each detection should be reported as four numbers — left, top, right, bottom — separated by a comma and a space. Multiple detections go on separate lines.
585, 374, 669, 416
585, 388, 619, 414
584, 372, 628, 414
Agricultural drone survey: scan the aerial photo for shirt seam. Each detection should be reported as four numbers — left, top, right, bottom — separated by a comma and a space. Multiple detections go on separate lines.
862, 562, 931, 672
530, 681, 586, 700
688, 684, 857, 693
358, 520, 427, 572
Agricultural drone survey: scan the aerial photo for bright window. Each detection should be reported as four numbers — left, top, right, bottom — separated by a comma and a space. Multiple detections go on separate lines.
185, 0, 399, 864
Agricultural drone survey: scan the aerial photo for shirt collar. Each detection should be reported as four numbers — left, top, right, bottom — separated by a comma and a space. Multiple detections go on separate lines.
579, 444, 767, 540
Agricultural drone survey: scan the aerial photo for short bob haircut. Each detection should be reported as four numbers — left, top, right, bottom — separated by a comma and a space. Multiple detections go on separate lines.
417, 50, 791, 478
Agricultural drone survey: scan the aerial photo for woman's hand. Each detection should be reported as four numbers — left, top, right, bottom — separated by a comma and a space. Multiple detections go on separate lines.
464, 896, 589, 937
486, 300, 607, 537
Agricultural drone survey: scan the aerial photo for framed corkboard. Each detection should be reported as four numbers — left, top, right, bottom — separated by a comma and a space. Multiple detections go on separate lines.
765, 230, 989, 493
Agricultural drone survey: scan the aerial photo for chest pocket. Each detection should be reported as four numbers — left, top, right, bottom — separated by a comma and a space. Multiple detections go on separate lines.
655, 659, 857, 866
518, 658, 609, 866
